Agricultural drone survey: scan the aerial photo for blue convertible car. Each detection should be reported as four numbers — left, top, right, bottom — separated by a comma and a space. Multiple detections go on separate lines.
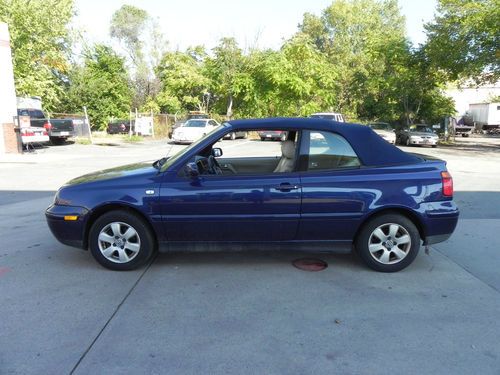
46, 118, 459, 272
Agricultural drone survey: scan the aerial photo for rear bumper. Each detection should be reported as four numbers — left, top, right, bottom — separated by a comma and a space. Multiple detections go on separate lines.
422, 201, 459, 245
45, 204, 89, 249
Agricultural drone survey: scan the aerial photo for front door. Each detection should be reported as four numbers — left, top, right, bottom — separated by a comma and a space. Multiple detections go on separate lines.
159, 173, 301, 241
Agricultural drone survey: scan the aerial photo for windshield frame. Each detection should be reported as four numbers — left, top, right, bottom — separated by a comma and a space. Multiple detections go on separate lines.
160, 124, 225, 172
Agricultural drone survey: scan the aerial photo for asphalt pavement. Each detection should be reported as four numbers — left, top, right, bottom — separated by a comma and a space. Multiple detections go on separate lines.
0, 136, 499, 374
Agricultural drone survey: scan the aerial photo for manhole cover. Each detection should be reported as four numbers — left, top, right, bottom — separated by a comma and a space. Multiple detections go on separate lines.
292, 258, 328, 272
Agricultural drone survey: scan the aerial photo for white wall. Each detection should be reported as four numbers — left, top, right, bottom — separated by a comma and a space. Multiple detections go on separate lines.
0, 22, 18, 155
446, 84, 500, 116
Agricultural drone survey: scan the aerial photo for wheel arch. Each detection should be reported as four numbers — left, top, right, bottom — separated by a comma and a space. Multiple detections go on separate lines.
83, 203, 157, 249
354, 207, 426, 243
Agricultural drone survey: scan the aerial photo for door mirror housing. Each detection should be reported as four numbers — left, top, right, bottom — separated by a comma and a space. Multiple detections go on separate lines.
184, 162, 199, 178
212, 147, 223, 158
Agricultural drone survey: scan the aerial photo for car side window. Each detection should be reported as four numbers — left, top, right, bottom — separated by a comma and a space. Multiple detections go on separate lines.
303, 130, 360, 171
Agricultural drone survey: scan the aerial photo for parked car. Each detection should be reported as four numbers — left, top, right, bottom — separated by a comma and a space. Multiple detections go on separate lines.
310, 112, 345, 122
258, 130, 287, 141
367, 122, 396, 144
46, 118, 458, 272
168, 112, 210, 138
20, 127, 49, 146
223, 130, 247, 140
107, 120, 132, 134
17, 108, 75, 145
171, 119, 220, 144
397, 125, 439, 147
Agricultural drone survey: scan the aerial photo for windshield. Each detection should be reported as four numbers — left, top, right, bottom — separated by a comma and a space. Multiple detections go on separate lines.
18, 109, 45, 119
184, 120, 207, 128
311, 114, 337, 120
412, 126, 433, 133
187, 114, 208, 119
160, 124, 224, 172
369, 123, 391, 131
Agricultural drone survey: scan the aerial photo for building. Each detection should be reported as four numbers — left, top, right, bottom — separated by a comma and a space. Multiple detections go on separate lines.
446, 83, 500, 116
0, 22, 19, 154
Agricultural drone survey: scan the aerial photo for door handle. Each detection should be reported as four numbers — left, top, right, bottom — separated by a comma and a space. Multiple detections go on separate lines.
274, 183, 300, 192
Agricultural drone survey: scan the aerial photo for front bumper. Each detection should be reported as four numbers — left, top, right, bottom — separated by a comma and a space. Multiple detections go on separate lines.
410, 137, 438, 145
46, 204, 89, 249
172, 136, 194, 144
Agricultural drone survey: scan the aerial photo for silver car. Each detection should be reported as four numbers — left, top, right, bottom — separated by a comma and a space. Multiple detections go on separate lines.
397, 125, 439, 147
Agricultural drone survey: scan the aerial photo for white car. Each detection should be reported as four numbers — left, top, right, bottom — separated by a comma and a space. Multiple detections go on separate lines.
367, 123, 396, 144
172, 119, 220, 144
310, 112, 345, 122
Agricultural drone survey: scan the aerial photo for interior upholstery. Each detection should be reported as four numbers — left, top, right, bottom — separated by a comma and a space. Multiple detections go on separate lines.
273, 140, 296, 173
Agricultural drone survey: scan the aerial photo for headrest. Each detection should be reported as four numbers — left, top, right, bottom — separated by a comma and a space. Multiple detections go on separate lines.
281, 140, 295, 159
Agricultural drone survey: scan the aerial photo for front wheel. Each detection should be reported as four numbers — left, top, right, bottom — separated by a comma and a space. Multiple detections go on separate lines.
89, 210, 156, 270
354, 214, 420, 272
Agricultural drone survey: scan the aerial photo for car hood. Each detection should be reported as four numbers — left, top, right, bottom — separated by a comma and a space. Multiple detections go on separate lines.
65, 162, 157, 186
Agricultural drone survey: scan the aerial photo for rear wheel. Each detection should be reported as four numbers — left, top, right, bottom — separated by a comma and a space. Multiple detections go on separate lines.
354, 214, 420, 272
89, 210, 156, 270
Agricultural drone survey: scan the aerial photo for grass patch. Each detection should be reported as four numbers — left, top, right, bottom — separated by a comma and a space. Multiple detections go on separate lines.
74, 137, 92, 145
123, 135, 144, 143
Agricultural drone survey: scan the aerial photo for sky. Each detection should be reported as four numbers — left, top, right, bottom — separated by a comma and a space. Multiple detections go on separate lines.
73, 0, 438, 52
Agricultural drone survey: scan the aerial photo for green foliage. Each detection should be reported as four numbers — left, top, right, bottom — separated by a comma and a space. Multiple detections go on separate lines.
0, 0, 74, 111
155, 51, 210, 113
425, 0, 500, 84
61, 44, 132, 130
110, 5, 148, 66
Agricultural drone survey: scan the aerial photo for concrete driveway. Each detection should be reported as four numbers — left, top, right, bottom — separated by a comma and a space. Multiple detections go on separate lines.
0, 137, 499, 374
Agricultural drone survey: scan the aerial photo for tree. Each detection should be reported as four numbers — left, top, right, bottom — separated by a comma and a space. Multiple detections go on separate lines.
425, 0, 500, 84
205, 38, 246, 118
110, 5, 167, 109
155, 50, 210, 113
0, 0, 74, 111
61, 44, 132, 129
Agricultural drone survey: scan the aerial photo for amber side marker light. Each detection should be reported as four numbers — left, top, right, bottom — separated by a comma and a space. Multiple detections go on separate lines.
441, 171, 453, 197
64, 216, 78, 221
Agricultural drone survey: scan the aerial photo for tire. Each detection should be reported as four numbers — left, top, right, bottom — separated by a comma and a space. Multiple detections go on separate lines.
50, 137, 66, 145
431, 145, 437, 148
230, 132, 236, 140
354, 213, 420, 272
89, 210, 156, 271
260, 137, 265, 141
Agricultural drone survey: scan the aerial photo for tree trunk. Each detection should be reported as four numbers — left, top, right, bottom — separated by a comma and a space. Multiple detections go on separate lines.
226, 93, 233, 119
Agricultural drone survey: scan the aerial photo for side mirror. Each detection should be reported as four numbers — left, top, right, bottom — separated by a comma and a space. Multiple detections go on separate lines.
212, 147, 223, 158
184, 162, 199, 178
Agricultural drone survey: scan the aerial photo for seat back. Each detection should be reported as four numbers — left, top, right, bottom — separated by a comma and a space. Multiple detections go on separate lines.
273, 140, 296, 173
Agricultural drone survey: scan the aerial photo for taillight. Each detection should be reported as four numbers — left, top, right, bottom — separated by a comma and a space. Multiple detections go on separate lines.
441, 171, 453, 197
44, 122, 52, 130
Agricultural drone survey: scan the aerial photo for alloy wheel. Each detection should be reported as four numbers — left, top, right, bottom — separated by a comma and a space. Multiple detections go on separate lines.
97, 221, 141, 264
368, 223, 411, 265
